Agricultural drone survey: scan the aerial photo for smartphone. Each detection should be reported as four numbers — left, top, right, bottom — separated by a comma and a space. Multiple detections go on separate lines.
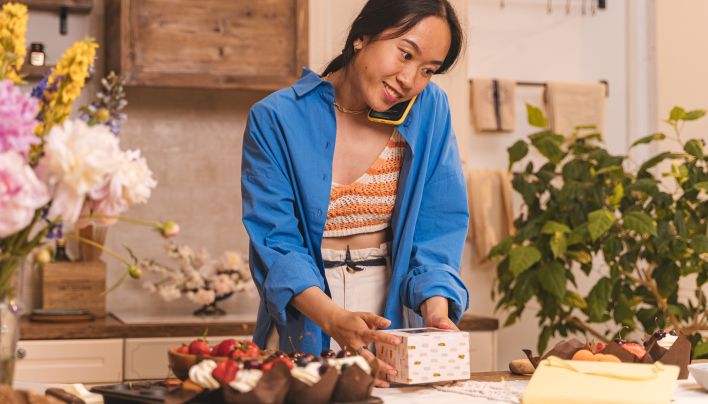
368, 95, 417, 125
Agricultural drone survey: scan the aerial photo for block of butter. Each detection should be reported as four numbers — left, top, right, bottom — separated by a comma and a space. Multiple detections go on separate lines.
375, 327, 470, 384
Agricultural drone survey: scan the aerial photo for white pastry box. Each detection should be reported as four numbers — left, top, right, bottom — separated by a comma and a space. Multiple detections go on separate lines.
375, 328, 470, 384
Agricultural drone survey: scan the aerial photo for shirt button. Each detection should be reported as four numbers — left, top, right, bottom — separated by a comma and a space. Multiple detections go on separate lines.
325, 141, 330, 149
322, 174, 327, 181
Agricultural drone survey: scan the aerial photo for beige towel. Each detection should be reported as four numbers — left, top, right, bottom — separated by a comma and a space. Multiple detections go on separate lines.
544, 81, 606, 136
470, 79, 516, 132
466, 168, 515, 264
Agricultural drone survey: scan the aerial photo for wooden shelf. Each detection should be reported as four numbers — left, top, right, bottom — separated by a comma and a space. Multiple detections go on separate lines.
8, 0, 93, 13
20, 64, 52, 80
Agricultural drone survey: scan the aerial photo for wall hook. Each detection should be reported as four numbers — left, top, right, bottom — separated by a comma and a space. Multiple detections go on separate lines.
59, 6, 68, 35
566, 0, 571, 14
547, 0, 552, 14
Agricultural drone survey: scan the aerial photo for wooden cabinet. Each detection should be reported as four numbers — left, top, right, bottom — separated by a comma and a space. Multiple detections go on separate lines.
104, 0, 308, 90
15, 339, 123, 383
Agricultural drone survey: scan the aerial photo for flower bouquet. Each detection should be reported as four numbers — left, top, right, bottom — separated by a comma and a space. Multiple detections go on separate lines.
0, 2, 171, 295
138, 241, 253, 316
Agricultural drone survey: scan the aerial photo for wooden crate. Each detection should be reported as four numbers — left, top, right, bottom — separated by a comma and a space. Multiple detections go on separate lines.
40, 261, 106, 317
105, 0, 308, 90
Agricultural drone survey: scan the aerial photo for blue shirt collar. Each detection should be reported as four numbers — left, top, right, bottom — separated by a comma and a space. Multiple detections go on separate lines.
292, 67, 330, 97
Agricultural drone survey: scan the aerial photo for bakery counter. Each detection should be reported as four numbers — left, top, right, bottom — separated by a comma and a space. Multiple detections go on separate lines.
16, 313, 499, 384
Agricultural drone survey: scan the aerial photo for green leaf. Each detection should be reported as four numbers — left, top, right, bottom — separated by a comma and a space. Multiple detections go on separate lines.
674, 211, 688, 238
526, 103, 548, 128
489, 237, 514, 258
563, 291, 588, 309
695, 182, 708, 192
538, 261, 567, 298
694, 342, 708, 359
610, 183, 624, 209
566, 250, 592, 264
509, 246, 542, 276
684, 139, 704, 159
538, 325, 553, 355
588, 209, 617, 241
691, 235, 708, 254
541, 221, 571, 234
586, 277, 612, 322
594, 165, 623, 176
531, 133, 565, 164
623, 211, 658, 237
507, 140, 529, 169
684, 109, 706, 121
639, 152, 683, 173
669, 106, 687, 122
627, 178, 659, 194
550, 232, 567, 258
631, 132, 666, 148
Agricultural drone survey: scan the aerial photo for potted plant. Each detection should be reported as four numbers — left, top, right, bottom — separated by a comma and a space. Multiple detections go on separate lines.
491, 104, 707, 359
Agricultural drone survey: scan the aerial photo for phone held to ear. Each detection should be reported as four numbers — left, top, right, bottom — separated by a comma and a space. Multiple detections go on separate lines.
367, 95, 417, 125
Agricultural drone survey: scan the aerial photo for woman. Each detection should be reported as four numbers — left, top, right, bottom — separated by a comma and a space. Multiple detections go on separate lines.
241, 0, 469, 385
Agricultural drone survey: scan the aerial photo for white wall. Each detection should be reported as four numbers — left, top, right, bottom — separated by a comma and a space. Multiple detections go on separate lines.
464, 0, 631, 370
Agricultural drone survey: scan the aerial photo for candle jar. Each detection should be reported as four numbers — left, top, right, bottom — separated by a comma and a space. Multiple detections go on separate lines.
29, 42, 45, 66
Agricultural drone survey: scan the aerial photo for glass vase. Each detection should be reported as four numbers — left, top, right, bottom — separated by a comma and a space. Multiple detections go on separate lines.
0, 258, 21, 386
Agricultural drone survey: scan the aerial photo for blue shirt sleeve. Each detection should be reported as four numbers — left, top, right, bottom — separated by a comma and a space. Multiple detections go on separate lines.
401, 92, 470, 323
241, 104, 324, 326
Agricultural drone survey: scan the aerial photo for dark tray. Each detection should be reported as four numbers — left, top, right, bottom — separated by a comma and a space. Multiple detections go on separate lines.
90, 382, 171, 404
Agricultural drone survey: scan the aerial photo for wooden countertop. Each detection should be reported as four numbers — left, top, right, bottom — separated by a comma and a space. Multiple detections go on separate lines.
20, 313, 499, 340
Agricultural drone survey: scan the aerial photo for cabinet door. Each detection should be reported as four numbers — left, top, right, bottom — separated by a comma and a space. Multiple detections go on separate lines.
124, 335, 251, 380
105, 0, 308, 90
469, 331, 497, 373
15, 339, 123, 383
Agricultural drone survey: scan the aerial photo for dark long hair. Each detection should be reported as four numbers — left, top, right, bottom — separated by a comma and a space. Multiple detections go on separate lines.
321, 0, 463, 77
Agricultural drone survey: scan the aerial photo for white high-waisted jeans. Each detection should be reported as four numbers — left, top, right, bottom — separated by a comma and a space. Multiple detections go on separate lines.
267, 242, 391, 351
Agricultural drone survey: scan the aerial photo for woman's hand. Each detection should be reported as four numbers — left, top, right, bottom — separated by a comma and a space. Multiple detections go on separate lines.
421, 296, 459, 331
324, 309, 401, 387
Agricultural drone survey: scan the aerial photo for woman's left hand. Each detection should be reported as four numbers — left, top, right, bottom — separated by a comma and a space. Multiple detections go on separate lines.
421, 296, 460, 331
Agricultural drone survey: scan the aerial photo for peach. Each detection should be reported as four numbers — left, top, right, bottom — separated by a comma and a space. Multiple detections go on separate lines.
572, 349, 597, 361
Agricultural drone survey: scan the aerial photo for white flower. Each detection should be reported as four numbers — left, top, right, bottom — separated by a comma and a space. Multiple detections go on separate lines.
158, 285, 181, 302
38, 120, 122, 226
0, 151, 49, 237
187, 288, 215, 305
79, 149, 157, 227
142, 282, 157, 293
212, 274, 235, 296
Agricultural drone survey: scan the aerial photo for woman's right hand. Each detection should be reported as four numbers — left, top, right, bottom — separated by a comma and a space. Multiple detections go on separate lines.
325, 309, 402, 387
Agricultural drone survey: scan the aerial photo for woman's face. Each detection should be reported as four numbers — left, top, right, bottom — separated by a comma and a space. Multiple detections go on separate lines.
351, 16, 452, 112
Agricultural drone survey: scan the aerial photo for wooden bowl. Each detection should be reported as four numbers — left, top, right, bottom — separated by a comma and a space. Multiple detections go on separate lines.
167, 348, 227, 381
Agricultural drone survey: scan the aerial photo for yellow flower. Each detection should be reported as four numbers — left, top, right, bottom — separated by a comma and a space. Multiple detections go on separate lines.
0, 2, 28, 84
35, 37, 99, 138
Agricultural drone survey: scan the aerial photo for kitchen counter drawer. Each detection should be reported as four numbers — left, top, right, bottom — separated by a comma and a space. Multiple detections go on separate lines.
15, 339, 123, 383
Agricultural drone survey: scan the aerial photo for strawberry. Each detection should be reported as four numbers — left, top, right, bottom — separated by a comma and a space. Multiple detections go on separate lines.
213, 339, 237, 357
176, 344, 189, 354
596, 342, 607, 353
212, 359, 239, 384
621, 342, 647, 360
261, 357, 293, 372
230, 341, 260, 359
188, 338, 212, 356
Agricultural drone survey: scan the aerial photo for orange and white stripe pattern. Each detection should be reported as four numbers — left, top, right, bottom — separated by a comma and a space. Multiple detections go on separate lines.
324, 131, 406, 237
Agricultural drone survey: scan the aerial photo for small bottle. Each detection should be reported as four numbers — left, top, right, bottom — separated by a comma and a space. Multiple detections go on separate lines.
29, 42, 45, 67
53, 238, 71, 262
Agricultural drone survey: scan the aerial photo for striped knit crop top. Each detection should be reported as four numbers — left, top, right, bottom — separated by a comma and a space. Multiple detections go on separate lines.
324, 130, 406, 237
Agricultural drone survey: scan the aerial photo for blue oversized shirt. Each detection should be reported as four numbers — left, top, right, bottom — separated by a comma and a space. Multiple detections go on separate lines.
241, 68, 469, 353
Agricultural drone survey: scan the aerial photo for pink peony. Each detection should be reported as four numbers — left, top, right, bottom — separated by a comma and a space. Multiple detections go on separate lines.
0, 80, 39, 159
0, 151, 49, 238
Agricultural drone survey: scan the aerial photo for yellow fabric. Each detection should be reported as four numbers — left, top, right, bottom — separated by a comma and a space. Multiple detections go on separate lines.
544, 81, 606, 137
466, 168, 515, 263
470, 79, 516, 132
522, 356, 680, 404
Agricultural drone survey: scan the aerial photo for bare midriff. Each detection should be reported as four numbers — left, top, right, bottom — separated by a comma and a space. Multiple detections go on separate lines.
321, 229, 388, 250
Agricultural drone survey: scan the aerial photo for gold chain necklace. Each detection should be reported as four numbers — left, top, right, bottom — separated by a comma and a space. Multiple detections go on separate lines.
333, 100, 369, 115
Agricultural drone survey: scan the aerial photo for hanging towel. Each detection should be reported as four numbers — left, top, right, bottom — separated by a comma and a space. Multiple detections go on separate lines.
470, 79, 516, 132
544, 81, 606, 136
466, 168, 515, 264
